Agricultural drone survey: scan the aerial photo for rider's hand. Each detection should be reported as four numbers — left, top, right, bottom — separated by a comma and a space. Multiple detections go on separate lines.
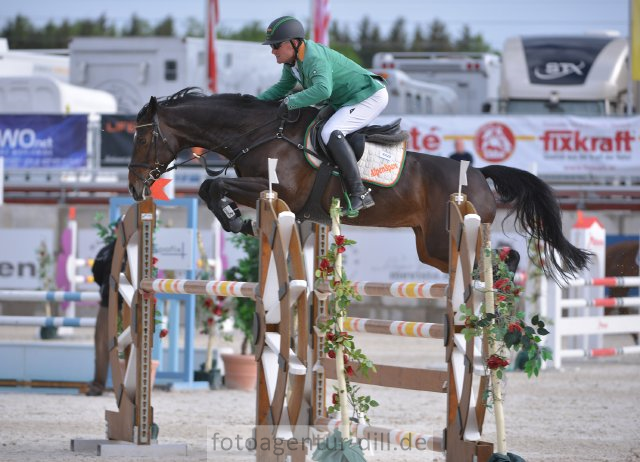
277, 101, 289, 119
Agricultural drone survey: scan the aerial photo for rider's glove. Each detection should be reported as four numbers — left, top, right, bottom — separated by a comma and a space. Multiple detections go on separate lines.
277, 101, 289, 119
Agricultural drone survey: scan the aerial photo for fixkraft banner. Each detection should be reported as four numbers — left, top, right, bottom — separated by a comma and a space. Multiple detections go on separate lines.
376, 115, 640, 176
0, 115, 88, 168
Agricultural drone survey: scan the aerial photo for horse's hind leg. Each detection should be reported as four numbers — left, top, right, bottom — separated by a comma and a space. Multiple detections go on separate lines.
199, 177, 268, 235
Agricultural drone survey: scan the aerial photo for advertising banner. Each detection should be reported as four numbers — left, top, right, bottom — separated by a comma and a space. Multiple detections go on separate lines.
0, 229, 54, 289
377, 115, 640, 176
0, 115, 88, 169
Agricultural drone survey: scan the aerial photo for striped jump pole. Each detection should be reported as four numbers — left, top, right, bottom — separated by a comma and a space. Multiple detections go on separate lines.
0, 290, 100, 303
0, 315, 96, 328
315, 280, 448, 299
322, 316, 445, 339
560, 296, 640, 309
315, 416, 443, 452
139, 278, 257, 299
564, 276, 640, 288
562, 345, 640, 359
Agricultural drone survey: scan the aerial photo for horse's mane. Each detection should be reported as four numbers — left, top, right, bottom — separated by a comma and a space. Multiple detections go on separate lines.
137, 87, 271, 119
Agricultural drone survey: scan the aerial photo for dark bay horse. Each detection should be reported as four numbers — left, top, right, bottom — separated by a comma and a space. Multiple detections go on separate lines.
128, 88, 590, 279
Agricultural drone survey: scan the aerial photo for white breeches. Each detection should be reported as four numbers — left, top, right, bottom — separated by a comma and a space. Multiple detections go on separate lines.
321, 87, 389, 144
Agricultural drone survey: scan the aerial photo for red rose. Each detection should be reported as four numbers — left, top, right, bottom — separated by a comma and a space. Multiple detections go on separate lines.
204, 298, 213, 308
343, 354, 349, 364
152, 257, 159, 266
159, 328, 169, 338
508, 322, 523, 333
494, 278, 511, 290
497, 294, 507, 302
334, 235, 346, 246
337, 246, 346, 254
319, 258, 333, 274
332, 393, 338, 405
487, 354, 508, 370
328, 350, 336, 359
326, 332, 335, 342
213, 306, 223, 316
345, 365, 354, 376
499, 247, 511, 262
207, 318, 214, 326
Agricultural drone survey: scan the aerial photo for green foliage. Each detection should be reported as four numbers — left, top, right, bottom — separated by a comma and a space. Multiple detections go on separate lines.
93, 213, 118, 245
316, 198, 378, 425
459, 247, 554, 396
224, 234, 259, 355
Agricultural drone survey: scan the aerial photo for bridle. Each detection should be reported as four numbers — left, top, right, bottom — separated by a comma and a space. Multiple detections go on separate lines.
129, 107, 316, 189
128, 113, 176, 187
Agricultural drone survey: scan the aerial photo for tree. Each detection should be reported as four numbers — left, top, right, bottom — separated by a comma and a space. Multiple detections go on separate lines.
387, 17, 407, 51
122, 14, 152, 37
424, 18, 453, 52
455, 25, 491, 52
153, 16, 175, 36
184, 17, 204, 37
218, 20, 264, 42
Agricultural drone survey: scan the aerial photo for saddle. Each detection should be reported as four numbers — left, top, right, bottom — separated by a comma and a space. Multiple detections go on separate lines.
297, 107, 409, 224
307, 106, 408, 164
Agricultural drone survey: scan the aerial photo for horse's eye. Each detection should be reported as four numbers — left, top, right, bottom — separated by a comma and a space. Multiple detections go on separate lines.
137, 137, 147, 145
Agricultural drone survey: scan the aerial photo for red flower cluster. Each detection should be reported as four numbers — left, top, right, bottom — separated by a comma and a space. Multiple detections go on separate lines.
487, 354, 509, 370
508, 322, 523, 333
498, 246, 511, 262
319, 258, 334, 274
494, 278, 511, 290
159, 328, 169, 338
335, 235, 346, 254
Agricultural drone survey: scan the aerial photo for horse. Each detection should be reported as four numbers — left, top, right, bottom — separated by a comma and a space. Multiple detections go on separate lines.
128, 88, 591, 279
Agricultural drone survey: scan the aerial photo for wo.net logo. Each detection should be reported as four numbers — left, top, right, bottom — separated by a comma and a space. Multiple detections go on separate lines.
0, 128, 53, 150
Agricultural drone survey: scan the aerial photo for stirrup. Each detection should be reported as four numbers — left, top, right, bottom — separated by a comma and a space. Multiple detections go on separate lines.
343, 189, 374, 218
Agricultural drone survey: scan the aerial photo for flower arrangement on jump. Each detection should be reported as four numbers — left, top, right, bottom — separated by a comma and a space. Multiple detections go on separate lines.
459, 246, 553, 391
313, 198, 376, 461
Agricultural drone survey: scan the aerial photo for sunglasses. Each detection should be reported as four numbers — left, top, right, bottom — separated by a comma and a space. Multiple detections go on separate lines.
270, 42, 284, 50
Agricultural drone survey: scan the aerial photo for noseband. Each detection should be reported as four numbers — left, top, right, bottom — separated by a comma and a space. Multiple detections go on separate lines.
129, 113, 175, 187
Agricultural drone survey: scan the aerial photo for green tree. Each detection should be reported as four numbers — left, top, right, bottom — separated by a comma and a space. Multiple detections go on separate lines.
387, 17, 407, 51
153, 16, 175, 36
455, 25, 491, 52
184, 17, 204, 37
218, 20, 264, 42
122, 14, 152, 36
424, 18, 453, 52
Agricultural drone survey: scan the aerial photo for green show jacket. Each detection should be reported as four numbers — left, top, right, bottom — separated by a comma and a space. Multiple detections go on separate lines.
257, 40, 385, 110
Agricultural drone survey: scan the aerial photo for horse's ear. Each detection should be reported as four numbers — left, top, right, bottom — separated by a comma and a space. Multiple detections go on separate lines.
149, 96, 157, 111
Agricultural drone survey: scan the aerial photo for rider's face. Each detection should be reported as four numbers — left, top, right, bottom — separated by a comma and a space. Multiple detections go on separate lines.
271, 40, 296, 65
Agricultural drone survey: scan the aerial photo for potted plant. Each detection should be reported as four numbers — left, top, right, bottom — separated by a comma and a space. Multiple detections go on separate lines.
220, 234, 259, 390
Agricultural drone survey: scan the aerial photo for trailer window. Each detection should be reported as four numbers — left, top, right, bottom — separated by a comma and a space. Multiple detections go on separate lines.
165, 60, 177, 81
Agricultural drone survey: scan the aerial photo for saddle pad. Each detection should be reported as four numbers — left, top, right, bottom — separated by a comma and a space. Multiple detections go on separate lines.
304, 122, 407, 188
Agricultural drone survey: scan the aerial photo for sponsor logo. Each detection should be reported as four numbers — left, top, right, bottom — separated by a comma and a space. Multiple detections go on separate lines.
474, 122, 515, 163
104, 120, 136, 134
539, 130, 633, 153
407, 126, 441, 153
0, 128, 53, 150
370, 163, 398, 178
534, 61, 585, 80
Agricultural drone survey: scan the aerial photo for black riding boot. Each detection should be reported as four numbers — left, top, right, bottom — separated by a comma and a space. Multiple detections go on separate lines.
327, 130, 374, 213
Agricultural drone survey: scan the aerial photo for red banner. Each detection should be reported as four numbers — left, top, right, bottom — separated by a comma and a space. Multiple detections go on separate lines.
313, 0, 330, 46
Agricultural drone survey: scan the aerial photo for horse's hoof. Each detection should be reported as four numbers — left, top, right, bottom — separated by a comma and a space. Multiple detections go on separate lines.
240, 220, 257, 236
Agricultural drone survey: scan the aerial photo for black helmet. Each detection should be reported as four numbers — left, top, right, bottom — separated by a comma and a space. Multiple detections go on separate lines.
262, 16, 305, 45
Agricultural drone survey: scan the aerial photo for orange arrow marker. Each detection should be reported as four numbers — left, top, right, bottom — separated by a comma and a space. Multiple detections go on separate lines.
150, 178, 172, 201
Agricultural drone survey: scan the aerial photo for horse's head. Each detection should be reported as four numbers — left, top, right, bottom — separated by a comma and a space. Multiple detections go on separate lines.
128, 96, 177, 201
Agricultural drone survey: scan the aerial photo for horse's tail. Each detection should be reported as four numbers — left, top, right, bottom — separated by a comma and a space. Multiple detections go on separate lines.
480, 165, 592, 279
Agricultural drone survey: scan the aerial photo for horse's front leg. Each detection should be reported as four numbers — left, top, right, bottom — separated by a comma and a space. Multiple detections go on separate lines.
198, 177, 269, 235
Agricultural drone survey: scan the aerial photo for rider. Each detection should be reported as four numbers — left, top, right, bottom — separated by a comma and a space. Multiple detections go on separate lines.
257, 16, 388, 212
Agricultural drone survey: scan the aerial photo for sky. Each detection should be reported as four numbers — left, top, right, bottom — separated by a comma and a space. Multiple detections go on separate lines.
0, 0, 631, 51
